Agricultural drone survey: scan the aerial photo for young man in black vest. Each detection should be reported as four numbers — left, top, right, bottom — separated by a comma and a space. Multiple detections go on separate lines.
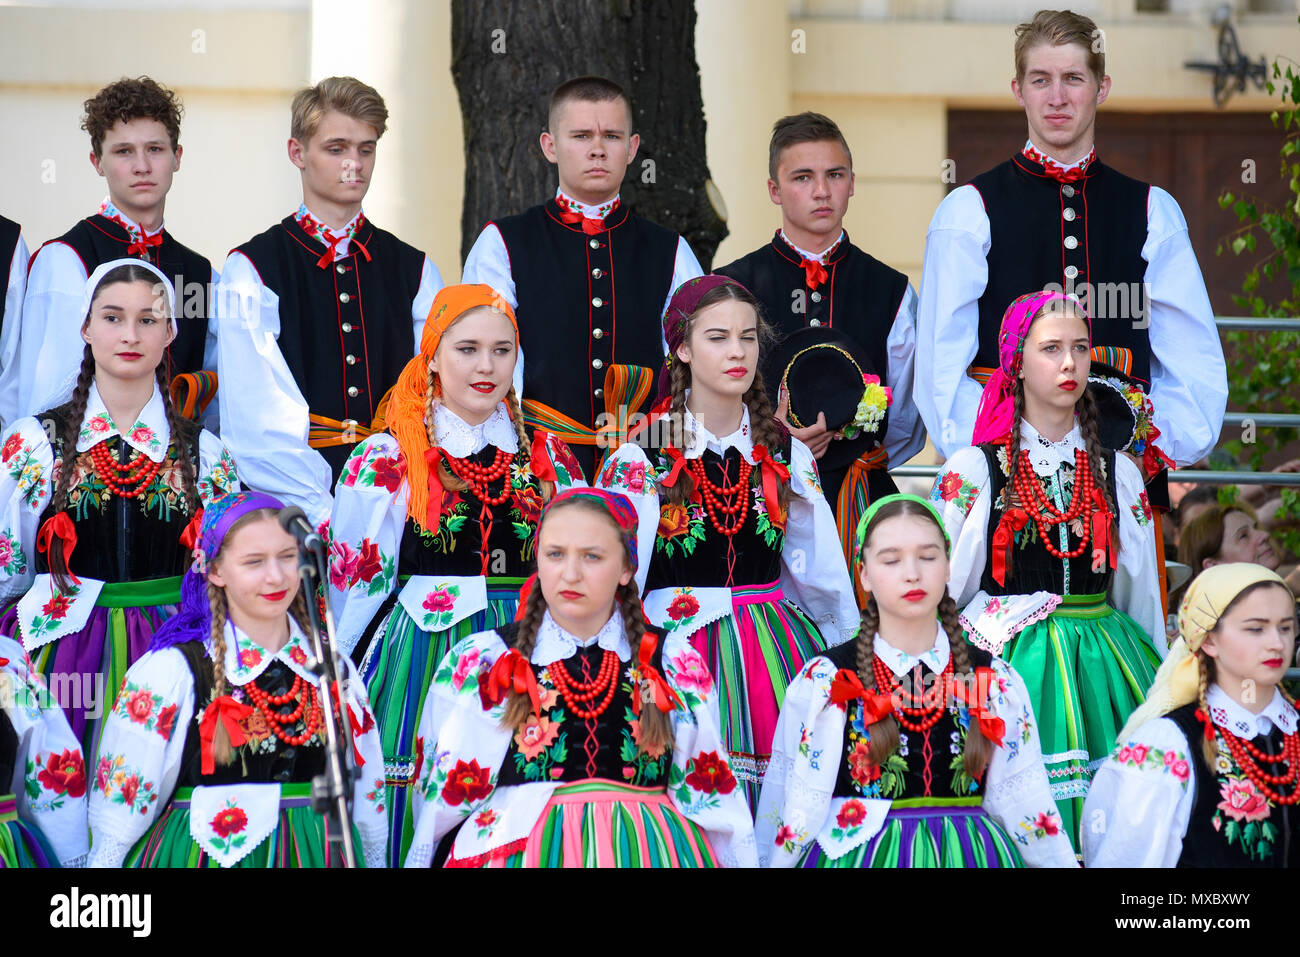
0, 214, 28, 429
461, 75, 702, 480
715, 112, 924, 552
2, 78, 215, 428
916, 9, 1225, 471
216, 76, 442, 523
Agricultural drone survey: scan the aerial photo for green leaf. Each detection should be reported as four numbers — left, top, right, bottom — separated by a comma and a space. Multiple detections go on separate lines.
1232, 236, 1249, 255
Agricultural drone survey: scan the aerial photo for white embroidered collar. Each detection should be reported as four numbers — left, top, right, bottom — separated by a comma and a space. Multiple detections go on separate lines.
99, 197, 163, 240
555, 189, 620, 221
1023, 140, 1093, 172
780, 228, 844, 264
434, 402, 518, 458
1016, 420, 1087, 478
220, 618, 317, 687
682, 400, 754, 462
76, 382, 171, 462
873, 623, 949, 678
1208, 683, 1299, 738
532, 610, 630, 667
295, 203, 364, 258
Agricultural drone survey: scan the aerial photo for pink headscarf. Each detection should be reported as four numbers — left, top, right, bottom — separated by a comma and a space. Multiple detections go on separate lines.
970, 290, 1091, 446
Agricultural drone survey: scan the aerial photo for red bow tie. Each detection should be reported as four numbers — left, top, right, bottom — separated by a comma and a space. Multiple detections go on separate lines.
1045, 165, 1086, 185
126, 231, 163, 258
800, 257, 828, 290
558, 205, 606, 236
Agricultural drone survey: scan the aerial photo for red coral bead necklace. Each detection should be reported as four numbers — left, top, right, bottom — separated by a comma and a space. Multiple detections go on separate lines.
548, 649, 620, 719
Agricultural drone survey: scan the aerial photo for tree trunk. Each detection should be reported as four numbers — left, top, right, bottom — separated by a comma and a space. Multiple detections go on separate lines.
451, 0, 728, 268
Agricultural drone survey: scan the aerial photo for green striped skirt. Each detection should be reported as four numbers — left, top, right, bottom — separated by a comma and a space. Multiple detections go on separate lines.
125, 783, 366, 868
359, 576, 523, 868
0, 793, 60, 868
688, 582, 828, 810
447, 780, 719, 868
801, 799, 1024, 868
1000, 592, 1161, 852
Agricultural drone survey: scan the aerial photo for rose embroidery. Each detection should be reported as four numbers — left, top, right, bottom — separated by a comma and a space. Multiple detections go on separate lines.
125, 690, 155, 724
835, 799, 866, 831
669, 649, 713, 694
451, 648, 481, 691
211, 805, 248, 838
685, 750, 737, 795
441, 759, 493, 806
238, 647, 262, 669
514, 715, 560, 762
667, 592, 699, 621
41, 594, 72, 620
370, 455, 406, 492
155, 704, 178, 741
37, 749, 86, 798
657, 504, 691, 539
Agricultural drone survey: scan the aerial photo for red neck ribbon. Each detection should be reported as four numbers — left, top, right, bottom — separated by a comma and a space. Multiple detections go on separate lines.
990, 507, 1029, 587
829, 668, 895, 724
801, 257, 828, 290
557, 206, 606, 235
751, 445, 790, 520
199, 695, 254, 774
952, 666, 1006, 747
633, 633, 681, 716
36, 512, 81, 585
481, 648, 541, 717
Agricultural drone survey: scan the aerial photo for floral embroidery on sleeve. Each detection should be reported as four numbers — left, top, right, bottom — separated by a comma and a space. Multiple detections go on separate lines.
1112, 741, 1191, 788
1130, 490, 1153, 527
327, 536, 394, 595
341, 441, 408, 492
25, 748, 87, 809
198, 447, 240, 503
95, 754, 160, 815
545, 432, 585, 487
0, 530, 27, 577
111, 680, 180, 741
437, 758, 496, 807
599, 457, 652, 495
364, 777, 387, 814
802, 466, 823, 496
932, 470, 979, 515
672, 750, 739, 812
1016, 810, 1062, 844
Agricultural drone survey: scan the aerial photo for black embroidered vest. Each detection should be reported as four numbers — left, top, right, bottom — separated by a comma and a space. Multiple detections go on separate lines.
1167, 703, 1299, 868
52, 215, 212, 380
35, 403, 201, 581
644, 439, 791, 592
493, 621, 673, 788
968, 157, 1152, 386
235, 217, 425, 480
977, 443, 1117, 596
822, 639, 993, 801
716, 233, 908, 503
492, 202, 679, 480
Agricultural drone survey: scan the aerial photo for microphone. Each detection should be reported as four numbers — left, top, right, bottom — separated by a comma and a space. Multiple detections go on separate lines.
278, 506, 326, 556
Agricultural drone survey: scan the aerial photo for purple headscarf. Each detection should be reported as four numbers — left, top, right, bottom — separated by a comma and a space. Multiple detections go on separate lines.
970, 290, 1092, 446
149, 490, 286, 652
655, 274, 755, 404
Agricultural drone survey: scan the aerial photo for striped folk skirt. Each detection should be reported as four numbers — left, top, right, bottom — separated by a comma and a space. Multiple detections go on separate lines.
126, 784, 366, 868
0, 793, 59, 868
1, 576, 181, 758
689, 583, 829, 810
1000, 592, 1161, 852
801, 799, 1024, 868
359, 577, 523, 868
447, 780, 719, 868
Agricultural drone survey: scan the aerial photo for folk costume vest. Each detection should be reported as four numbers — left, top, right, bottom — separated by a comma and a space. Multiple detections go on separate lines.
35, 402, 201, 582
50, 215, 211, 380
1167, 703, 1300, 868
716, 232, 908, 502
969, 156, 1152, 386
493, 621, 673, 788
493, 200, 678, 479
235, 216, 425, 480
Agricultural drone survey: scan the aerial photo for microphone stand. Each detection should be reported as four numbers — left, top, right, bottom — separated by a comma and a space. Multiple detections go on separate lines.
294, 536, 358, 868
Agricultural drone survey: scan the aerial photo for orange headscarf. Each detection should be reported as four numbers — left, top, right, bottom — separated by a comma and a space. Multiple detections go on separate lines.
386, 284, 519, 529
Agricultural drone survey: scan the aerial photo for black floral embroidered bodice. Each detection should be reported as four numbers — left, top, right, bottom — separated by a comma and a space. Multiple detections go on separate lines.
36, 403, 200, 582
1167, 703, 1300, 868
399, 443, 547, 578
174, 642, 332, 788
822, 639, 992, 801
494, 622, 673, 788
645, 443, 791, 592
977, 443, 1118, 596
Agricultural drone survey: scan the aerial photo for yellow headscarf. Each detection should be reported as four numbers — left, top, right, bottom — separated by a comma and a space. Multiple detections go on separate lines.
386, 284, 518, 529
1118, 563, 1293, 741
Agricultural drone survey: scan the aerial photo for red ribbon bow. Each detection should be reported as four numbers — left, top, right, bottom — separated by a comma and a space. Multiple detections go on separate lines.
529, 431, 557, 484
633, 633, 682, 716
1193, 708, 1216, 742
557, 206, 607, 236
36, 512, 81, 585
952, 667, 1006, 748
1142, 443, 1176, 482
751, 444, 790, 521
178, 508, 204, 551
660, 446, 691, 491
199, 695, 254, 774
424, 447, 446, 529
315, 232, 343, 268
480, 648, 541, 717
126, 231, 163, 258
990, 507, 1029, 587
829, 669, 896, 724
800, 257, 828, 290
1045, 165, 1086, 184
1090, 487, 1118, 573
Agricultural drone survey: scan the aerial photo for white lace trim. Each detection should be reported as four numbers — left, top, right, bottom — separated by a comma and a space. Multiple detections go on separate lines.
1208, 683, 1298, 737
87, 835, 135, 868
1018, 421, 1087, 478
531, 610, 629, 666
433, 402, 518, 458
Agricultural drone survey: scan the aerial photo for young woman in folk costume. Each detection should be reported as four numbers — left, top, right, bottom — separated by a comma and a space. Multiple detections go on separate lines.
405, 488, 755, 868
757, 495, 1075, 867
597, 275, 858, 810
0, 259, 239, 756
931, 290, 1165, 851
1084, 564, 1299, 867
88, 491, 387, 867
328, 283, 583, 866
1, 635, 89, 867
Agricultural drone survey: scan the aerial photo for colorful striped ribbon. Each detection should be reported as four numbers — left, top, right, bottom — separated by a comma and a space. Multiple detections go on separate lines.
168, 371, 219, 419
836, 446, 890, 608
522, 364, 654, 472
307, 387, 395, 449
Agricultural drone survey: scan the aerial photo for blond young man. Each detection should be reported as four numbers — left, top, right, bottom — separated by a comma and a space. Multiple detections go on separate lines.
916, 9, 1225, 471
216, 77, 442, 523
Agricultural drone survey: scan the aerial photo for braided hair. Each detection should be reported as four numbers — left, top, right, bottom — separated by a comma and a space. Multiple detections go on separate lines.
662, 283, 790, 512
